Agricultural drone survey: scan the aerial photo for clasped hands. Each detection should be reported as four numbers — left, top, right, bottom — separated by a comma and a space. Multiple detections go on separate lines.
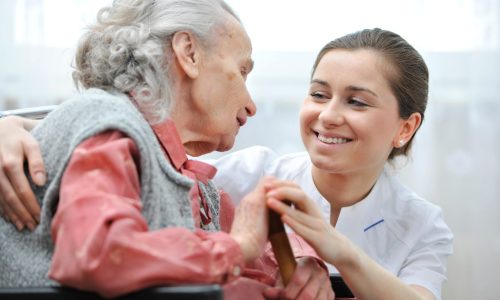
230, 177, 334, 300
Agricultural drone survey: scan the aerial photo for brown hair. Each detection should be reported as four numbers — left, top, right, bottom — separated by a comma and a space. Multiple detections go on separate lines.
312, 28, 428, 160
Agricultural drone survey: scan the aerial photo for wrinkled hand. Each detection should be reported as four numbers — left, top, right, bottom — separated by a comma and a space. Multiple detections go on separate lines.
264, 256, 334, 300
0, 116, 45, 230
230, 177, 272, 262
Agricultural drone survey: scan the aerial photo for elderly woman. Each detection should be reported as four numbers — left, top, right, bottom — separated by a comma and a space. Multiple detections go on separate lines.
0, 0, 331, 299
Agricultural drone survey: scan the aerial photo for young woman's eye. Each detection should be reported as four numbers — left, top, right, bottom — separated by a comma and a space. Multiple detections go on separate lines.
348, 98, 368, 107
310, 92, 327, 100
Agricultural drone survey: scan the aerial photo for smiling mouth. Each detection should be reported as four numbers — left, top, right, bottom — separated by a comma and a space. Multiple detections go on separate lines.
315, 132, 353, 145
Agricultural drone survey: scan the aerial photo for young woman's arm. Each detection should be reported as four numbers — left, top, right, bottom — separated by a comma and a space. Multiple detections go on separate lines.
266, 179, 438, 300
0, 116, 44, 229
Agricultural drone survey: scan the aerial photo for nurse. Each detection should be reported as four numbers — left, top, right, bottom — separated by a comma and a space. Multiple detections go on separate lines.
0, 28, 452, 299
210, 28, 453, 300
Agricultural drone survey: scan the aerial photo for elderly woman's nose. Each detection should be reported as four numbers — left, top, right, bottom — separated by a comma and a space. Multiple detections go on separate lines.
245, 97, 257, 117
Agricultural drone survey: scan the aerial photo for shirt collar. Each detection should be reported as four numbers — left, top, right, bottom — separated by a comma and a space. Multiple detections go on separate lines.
151, 118, 217, 182
152, 119, 217, 226
152, 118, 190, 172
335, 171, 386, 241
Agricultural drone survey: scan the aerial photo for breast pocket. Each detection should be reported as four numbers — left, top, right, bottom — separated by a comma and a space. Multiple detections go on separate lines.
363, 222, 411, 275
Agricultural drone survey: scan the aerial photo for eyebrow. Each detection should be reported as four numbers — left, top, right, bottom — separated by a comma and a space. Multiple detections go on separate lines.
310, 79, 378, 98
346, 85, 378, 98
310, 79, 330, 87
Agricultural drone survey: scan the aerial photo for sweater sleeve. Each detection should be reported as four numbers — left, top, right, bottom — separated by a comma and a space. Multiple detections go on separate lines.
49, 131, 244, 298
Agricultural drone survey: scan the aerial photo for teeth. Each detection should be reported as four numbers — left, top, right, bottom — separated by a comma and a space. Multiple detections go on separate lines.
318, 134, 349, 144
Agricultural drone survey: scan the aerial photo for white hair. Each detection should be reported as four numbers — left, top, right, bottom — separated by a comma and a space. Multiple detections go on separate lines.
73, 0, 240, 124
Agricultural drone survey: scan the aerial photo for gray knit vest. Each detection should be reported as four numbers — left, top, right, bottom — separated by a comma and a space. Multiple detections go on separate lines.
0, 89, 221, 287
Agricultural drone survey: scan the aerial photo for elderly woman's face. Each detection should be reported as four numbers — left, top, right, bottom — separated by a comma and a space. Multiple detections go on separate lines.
179, 17, 256, 156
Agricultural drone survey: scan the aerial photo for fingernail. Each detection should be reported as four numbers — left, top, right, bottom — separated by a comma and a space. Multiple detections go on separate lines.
35, 214, 41, 223
15, 221, 24, 231
27, 222, 36, 232
266, 191, 276, 197
34, 172, 46, 185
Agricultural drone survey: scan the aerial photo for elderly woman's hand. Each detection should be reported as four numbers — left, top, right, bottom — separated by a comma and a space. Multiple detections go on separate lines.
264, 256, 334, 300
229, 177, 272, 262
0, 116, 44, 230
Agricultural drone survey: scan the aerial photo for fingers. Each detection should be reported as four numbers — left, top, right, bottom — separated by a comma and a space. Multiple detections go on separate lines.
0, 116, 42, 230
280, 258, 330, 300
231, 177, 272, 262
280, 210, 321, 241
0, 167, 37, 230
24, 140, 46, 186
4, 140, 42, 222
267, 198, 318, 230
263, 177, 299, 191
280, 268, 310, 299
268, 197, 336, 264
0, 198, 6, 221
9, 170, 40, 224
296, 272, 326, 300
304, 264, 333, 300
314, 280, 335, 300
263, 287, 281, 299
1, 199, 25, 231
267, 185, 323, 218
280, 258, 312, 298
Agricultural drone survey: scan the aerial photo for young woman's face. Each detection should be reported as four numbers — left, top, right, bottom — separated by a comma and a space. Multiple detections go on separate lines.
300, 49, 405, 175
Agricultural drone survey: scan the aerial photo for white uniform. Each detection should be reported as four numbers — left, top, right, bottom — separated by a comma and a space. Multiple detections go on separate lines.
208, 146, 453, 300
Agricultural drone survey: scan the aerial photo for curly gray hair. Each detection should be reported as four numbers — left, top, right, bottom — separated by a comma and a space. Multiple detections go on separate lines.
73, 0, 240, 124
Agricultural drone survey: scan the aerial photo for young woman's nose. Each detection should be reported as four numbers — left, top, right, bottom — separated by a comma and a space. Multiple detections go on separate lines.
318, 100, 344, 126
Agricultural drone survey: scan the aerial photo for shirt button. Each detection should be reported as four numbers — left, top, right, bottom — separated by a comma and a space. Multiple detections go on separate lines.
232, 265, 241, 277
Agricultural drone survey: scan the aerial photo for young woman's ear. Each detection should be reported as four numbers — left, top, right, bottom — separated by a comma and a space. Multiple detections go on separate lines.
171, 31, 201, 79
393, 112, 422, 148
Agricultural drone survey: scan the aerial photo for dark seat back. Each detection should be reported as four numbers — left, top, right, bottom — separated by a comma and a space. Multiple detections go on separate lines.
330, 274, 354, 298
0, 284, 222, 300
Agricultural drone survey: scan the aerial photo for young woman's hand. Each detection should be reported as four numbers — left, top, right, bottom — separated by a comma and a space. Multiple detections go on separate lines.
265, 179, 347, 265
0, 116, 44, 230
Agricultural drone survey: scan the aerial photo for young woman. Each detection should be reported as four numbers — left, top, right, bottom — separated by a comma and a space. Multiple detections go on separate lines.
0, 28, 452, 299
209, 28, 453, 300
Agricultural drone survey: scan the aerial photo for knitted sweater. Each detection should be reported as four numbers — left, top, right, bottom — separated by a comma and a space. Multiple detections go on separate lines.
0, 89, 221, 286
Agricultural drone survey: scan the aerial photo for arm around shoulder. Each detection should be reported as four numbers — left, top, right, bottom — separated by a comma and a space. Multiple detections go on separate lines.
0, 116, 45, 229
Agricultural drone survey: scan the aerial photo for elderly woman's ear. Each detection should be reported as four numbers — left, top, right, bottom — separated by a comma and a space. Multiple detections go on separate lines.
171, 31, 201, 79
